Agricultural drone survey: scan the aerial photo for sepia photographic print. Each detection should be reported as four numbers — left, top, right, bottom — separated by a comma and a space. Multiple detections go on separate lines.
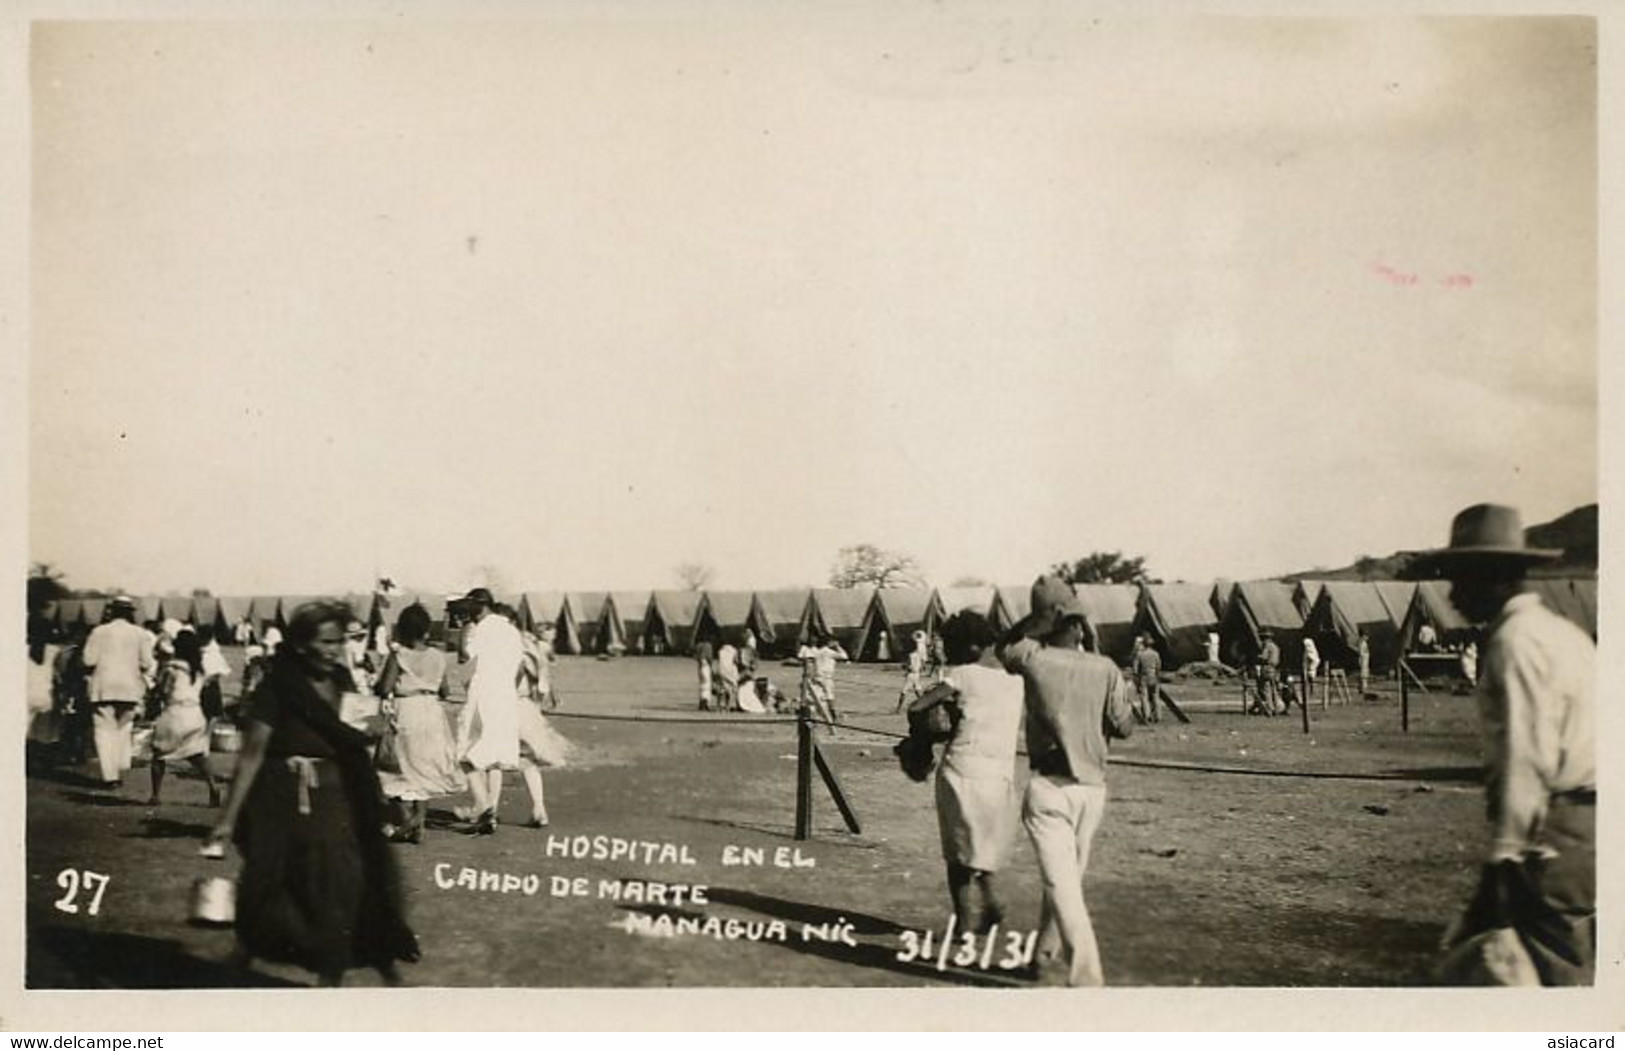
4, 0, 1618, 1032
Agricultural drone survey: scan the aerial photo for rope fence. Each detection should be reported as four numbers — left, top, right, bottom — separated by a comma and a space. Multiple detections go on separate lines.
539, 706, 1446, 785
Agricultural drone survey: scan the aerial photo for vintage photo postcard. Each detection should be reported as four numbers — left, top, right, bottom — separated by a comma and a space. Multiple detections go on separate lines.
3, 0, 1618, 1032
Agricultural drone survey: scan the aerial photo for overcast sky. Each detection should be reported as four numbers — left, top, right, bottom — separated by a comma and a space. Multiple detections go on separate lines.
28, 13, 1597, 596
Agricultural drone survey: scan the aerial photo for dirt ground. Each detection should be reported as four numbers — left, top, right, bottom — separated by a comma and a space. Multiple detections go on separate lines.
25, 651, 1489, 988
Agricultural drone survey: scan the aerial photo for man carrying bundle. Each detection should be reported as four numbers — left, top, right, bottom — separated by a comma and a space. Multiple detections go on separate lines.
1416, 504, 1596, 986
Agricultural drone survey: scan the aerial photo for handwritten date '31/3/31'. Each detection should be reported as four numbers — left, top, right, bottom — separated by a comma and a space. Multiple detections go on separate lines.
896, 916, 1039, 973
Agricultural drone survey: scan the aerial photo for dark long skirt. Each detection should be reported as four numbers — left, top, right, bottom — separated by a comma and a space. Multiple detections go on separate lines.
234, 757, 415, 976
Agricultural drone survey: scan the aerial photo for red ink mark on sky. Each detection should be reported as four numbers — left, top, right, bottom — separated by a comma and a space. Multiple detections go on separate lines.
1440, 273, 1476, 289
1372, 263, 1419, 287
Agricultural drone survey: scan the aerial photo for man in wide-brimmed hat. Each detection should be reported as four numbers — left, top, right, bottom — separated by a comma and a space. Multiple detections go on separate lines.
997, 575, 1137, 986
1411, 504, 1596, 985
80, 595, 155, 789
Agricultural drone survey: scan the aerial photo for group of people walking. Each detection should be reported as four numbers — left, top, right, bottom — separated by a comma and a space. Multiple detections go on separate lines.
899, 503, 1595, 988
27, 597, 235, 803
901, 580, 1137, 986
195, 588, 574, 986
27, 586, 574, 987
23, 504, 1594, 990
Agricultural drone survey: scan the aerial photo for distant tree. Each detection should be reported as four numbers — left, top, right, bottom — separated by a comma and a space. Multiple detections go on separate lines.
950, 575, 990, 588
830, 544, 924, 589
191, 587, 213, 598
1352, 556, 1382, 578
675, 562, 716, 591
1053, 551, 1155, 585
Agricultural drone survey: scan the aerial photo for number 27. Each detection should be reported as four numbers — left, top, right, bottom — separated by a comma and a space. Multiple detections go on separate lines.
55, 869, 111, 916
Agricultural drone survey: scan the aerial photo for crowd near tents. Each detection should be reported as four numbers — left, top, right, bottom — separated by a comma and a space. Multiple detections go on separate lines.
43, 575, 1598, 668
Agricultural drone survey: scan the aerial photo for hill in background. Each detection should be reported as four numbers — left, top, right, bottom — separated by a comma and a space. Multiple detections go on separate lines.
1283, 504, 1598, 582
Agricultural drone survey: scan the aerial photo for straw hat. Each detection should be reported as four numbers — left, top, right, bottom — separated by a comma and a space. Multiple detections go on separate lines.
1409, 504, 1561, 575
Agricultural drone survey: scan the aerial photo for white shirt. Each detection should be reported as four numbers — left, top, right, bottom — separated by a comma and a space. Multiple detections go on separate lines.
799, 643, 846, 680
1476, 592, 1595, 859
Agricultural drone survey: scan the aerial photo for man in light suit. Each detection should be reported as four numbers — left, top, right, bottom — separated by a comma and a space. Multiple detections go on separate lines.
81, 596, 155, 788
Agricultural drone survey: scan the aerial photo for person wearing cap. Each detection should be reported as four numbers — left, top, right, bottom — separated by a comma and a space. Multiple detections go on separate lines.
1251, 628, 1283, 715
997, 576, 1137, 986
1131, 633, 1163, 724
1416, 504, 1596, 985
80, 596, 156, 788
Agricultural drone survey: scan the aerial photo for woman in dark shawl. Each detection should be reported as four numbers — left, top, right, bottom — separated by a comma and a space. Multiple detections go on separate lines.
207, 600, 419, 986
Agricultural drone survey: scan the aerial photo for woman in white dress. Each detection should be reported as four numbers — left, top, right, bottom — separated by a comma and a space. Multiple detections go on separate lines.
147, 630, 219, 807
455, 591, 523, 834
374, 603, 464, 843
933, 610, 1025, 933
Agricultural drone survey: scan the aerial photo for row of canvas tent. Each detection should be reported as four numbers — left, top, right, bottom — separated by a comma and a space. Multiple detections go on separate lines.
47, 593, 411, 641
504, 585, 1146, 662
46, 586, 1126, 659
47, 578, 1597, 672
1217, 578, 1598, 675
514, 578, 1598, 671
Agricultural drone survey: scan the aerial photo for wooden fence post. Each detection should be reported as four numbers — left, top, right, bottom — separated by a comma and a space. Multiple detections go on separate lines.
795, 703, 813, 840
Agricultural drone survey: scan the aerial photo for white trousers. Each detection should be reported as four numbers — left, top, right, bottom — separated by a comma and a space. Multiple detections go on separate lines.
1022, 774, 1109, 986
92, 703, 138, 784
